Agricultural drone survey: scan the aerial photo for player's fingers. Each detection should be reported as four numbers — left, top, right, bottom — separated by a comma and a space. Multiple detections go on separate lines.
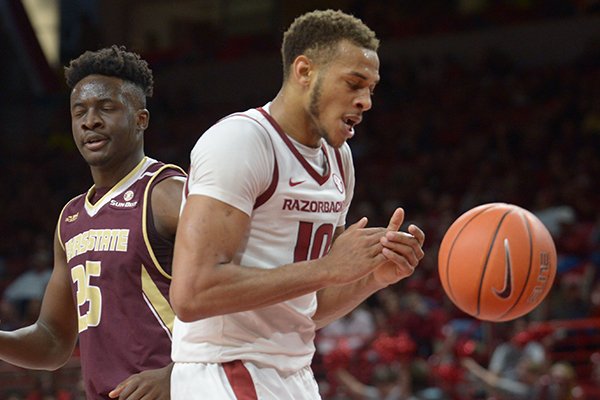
108, 379, 129, 398
383, 244, 420, 267
360, 227, 390, 240
117, 383, 140, 400
408, 224, 426, 247
382, 232, 424, 263
347, 216, 368, 231
109, 378, 141, 400
381, 247, 416, 274
386, 207, 404, 231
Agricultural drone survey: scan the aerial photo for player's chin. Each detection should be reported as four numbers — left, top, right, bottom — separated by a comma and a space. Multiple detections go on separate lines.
81, 152, 110, 167
325, 132, 350, 148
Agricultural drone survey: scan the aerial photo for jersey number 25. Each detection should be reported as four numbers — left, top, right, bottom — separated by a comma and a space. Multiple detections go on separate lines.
71, 261, 102, 333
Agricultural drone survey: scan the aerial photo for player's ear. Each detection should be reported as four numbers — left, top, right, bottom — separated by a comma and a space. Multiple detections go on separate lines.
292, 55, 313, 87
136, 109, 150, 131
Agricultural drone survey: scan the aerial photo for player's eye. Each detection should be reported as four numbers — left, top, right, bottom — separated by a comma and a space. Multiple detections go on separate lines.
347, 81, 361, 91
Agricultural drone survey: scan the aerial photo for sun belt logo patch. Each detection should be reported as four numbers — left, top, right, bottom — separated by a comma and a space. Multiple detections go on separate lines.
123, 190, 134, 201
109, 190, 138, 209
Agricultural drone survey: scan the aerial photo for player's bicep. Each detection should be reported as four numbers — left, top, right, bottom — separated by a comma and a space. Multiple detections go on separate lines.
171, 195, 250, 295
171, 194, 251, 320
151, 176, 185, 239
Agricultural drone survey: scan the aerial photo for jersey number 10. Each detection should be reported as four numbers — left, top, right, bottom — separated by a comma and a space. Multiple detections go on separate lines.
294, 222, 334, 262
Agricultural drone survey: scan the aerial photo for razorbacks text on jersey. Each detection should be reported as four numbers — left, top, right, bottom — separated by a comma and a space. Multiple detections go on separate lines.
58, 157, 185, 399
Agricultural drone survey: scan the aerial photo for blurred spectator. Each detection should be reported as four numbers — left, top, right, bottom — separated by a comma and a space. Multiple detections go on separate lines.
424, 321, 476, 398
487, 319, 548, 381
580, 352, 600, 398
461, 354, 548, 399
1, 249, 52, 328
457, 319, 551, 399
317, 304, 377, 356
547, 273, 591, 320
589, 280, 600, 317
334, 363, 412, 400
1, 3, 599, 397
534, 361, 585, 400
24, 371, 73, 400
533, 188, 576, 239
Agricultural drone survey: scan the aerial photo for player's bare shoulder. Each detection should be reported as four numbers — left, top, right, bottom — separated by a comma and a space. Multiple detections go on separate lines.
150, 171, 186, 239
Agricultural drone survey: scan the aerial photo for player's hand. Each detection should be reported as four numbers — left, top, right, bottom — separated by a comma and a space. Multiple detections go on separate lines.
373, 208, 425, 287
324, 217, 388, 285
108, 364, 172, 400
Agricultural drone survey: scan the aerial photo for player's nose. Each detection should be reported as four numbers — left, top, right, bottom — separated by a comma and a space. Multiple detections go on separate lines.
355, 89, 372, 111
82, 109, 103, 130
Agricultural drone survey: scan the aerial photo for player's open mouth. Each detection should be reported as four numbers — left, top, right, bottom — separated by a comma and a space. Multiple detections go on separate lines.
342, 115, 361, 137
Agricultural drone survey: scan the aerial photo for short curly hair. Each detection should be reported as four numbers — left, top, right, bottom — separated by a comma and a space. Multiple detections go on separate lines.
281, 9, 379, 79
64, 45, 154, 98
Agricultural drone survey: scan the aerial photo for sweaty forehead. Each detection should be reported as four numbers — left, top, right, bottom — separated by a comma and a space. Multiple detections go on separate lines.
71, 75, 125, 104
332, 41, 380, 82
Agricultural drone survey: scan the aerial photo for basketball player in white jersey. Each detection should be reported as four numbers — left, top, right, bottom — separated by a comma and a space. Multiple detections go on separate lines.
170, 9, 426, 400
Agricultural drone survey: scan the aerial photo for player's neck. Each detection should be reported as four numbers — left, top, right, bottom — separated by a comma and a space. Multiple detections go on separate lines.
90, 153, 145, 189
270, 91, 320, 148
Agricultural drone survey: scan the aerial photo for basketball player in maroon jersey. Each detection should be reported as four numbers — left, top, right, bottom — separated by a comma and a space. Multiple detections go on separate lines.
170, 10, 425, 399
0, 46, 184, 399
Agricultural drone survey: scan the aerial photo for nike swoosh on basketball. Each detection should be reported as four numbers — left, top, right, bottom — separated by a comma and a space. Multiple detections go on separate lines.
493, 238, 513, 299
289, 178, 305, 187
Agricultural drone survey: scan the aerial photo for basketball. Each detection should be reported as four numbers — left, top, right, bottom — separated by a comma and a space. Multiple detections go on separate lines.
438, 203, 557, 322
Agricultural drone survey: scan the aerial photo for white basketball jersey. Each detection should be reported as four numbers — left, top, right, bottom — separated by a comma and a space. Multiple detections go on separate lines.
172, 104, 355, 374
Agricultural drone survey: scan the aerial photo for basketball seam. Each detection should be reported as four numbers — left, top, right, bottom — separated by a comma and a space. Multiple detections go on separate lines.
444, 204, 496, 310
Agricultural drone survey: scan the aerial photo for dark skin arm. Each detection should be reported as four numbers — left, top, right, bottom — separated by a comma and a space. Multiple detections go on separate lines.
109, 363, 174, 400
109, 175, 183, 400
0, 229, 78, 369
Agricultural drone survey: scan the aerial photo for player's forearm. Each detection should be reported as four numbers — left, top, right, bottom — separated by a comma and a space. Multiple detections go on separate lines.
313, 273, 382, 329
0, 322, 75, 370
171, 258, 333, 322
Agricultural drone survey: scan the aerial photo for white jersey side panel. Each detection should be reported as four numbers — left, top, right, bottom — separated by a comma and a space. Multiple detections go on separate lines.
172, 104, 355, 374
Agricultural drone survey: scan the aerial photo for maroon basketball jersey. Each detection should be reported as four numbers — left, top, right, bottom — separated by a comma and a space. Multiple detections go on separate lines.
58, 157, 185, 399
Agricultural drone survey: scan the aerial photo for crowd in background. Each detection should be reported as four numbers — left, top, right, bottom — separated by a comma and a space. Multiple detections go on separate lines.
309, 40, 600, 399
0, 1, 599, 399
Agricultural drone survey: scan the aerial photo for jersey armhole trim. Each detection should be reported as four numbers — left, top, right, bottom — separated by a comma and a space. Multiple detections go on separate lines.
254, 153, 278, 210
142, 164, 186, 279
223, 112, 278, 210
333, 148, 346, 186
56, 194, 85, 251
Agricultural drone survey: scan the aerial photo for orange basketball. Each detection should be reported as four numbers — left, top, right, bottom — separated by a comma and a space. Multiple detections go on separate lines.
438, 203, 557, 322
